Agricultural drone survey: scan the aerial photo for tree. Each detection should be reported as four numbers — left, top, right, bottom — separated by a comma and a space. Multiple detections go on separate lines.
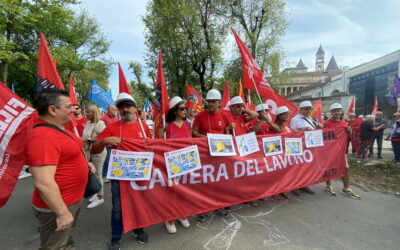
0, 0, 111, 102
143, 0, 229, 97
128, 61, 155, 107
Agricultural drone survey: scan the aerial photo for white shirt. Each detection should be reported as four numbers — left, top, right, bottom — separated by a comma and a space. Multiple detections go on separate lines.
290, 114, 317, 130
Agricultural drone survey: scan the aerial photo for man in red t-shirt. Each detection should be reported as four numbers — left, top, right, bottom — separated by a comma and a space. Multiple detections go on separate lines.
323, 103, 360, 199
225, 96, 258, 136
92, 93, 151, 249
65, 104, 86, 136
102, 104, 119, 126
192, 89, 231, 137
248, 103, 280, 135
26, 88, 95, 249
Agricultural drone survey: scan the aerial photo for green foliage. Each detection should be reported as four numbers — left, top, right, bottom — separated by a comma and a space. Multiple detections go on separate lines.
0, 0, 111, 104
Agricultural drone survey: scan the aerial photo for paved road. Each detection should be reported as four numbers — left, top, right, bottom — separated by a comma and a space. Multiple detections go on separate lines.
1, 141, 399, 250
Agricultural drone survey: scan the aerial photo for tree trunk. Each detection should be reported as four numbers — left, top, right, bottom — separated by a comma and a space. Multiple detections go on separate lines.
2, 62, 9, 85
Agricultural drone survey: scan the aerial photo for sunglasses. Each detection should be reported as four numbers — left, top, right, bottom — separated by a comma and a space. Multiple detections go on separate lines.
178, 107, 187, 111
207, 100, 219, 104
232, 105, 243, 108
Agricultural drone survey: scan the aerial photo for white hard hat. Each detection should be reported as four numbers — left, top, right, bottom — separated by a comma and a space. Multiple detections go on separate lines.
229, 96, 244, 106
115, 93, 136, 107
299, 101, 312, 108
206, 89, 222, 100
255, 103, 269, 112
276, 106, 290, 115
169, 96, 184, 109
358, 115, 364, 118
330, 103, 342, 110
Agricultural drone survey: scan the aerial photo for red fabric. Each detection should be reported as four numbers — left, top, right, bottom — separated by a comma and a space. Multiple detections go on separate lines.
221, 81, 231, 110
119, 128, 347, 232
0, 82, 36, 207
323, 119, 347, 128
231, 29, 297, 121
166, 121, 191, 139
247, 119, 274, 135
101, 113, 119, 126
193, 110, 230, 135
37, 33, 64, 89
117, 62, 132, 95
154, 51, 170, 132
68, 75, 78, 105
65, 117, 86, 137
186, 84, 203, 113
311, 99, 323, 123
238, 81, 245, 100
371, 96, 378, 116
347, 97, 355, 115
224, 111, 248, 136
348, 118, 363, 153
246, 90, 255, 111
26, 119, 88, 209
97, 120, 151, 142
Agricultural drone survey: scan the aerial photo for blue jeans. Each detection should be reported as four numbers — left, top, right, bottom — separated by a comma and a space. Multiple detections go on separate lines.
102, 147, 112, 177
111, 180, 123, 239
392, 141, 400, 162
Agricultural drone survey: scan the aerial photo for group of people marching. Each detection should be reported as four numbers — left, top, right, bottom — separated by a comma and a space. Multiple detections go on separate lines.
28, 87, 400, 250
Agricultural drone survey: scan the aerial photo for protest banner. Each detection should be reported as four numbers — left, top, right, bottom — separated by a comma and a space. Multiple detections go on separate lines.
119, 128, 347, 232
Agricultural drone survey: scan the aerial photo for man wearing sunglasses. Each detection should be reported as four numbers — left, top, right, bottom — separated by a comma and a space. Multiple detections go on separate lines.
226, 96, 258, 136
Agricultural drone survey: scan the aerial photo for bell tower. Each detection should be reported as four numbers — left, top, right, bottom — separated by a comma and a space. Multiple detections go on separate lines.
315, 45, 325, 72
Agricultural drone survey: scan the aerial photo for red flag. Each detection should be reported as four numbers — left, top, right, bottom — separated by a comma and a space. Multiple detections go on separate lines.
221, 81, 231, 110
37, 33, 64, 90
347, 97, 355, 115
238, 80, 245, 100
154, 51, 169, 133
311, 99, 323, 123
68, 75, 78, 105
246, 90, 255, 111
232, 28, 297, 120
0, 82, 37, 207
371, 96, 378, 116
117, 62, 132, 95
186, 84, 203, 113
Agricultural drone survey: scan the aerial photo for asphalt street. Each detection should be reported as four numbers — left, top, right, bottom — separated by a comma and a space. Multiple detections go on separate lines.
1, 142, 399, 250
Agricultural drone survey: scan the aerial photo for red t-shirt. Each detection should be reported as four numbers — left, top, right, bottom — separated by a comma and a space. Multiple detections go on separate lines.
323, 119, 347, 128
65, 117, 86, 137
247, 119, 274, 135
225, 112, 248, 136
102, 113, 119, 126
26, 120, 88, 209
166, 121, 191, 138
193, 110, 230, 135
97, 120, 151, 144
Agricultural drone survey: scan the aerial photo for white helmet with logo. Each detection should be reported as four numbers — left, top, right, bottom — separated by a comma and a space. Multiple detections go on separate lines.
206, 89, 222, 100
229, 96, 244, 106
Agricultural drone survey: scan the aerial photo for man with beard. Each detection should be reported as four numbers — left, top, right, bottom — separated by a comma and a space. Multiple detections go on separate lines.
65, 104, 86, 136
92, 93, 151, 250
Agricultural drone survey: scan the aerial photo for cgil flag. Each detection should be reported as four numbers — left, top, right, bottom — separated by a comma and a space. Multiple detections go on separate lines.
118, 62, 132, 95
311, 99, 323, 123
153, 51, 169, 134
348, 97, 356, 115
231, 28, 297, 120
185, 84, 203, 113
221, 81, 231, 110
0, 82, 36, 207
246, 90, 255, 111
88, 80, 115, 110
37, 33, 64, 90
68, 75, 78, 105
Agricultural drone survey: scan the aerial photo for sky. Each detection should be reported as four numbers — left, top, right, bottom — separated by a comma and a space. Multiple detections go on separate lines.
77, 0, 400, 96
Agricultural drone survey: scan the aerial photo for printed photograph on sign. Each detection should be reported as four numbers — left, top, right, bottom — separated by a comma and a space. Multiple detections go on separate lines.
262, 136, 283, 156
235, 132, 260, 157
207, 133, 236, 156
107, 149, 154, 181
164, 145, 202, 179
285, 138, 303, 155
304, 130, 324, 148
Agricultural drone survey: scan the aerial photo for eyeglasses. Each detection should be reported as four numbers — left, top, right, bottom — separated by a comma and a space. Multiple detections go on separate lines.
178, 107, 187, 111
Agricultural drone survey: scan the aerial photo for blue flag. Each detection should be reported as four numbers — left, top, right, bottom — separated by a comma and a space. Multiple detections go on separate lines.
107, 88, 113, 100
88, 80, 114, 110
11, 84, 15, 93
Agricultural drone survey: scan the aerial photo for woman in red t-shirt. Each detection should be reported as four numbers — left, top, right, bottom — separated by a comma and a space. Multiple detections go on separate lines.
163, 96, 191, 234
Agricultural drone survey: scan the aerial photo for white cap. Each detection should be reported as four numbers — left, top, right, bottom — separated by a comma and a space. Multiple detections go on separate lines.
276, 106, 290, 115
299, 101, 312, 108
358, 115, 364, 118
255, 103, 269, 112
330, 103, 342, 110
206, 89, 222, 100
115, 93, 136, 107
229, 96, 244, 106
169, 96, 184, 109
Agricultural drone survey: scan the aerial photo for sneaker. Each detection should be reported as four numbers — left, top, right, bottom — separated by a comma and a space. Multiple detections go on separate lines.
377, 155, 383, 159
164, 221, 177, 233
325, 186, 336, 196
194, 213, 206, 222
178, 218, 190, 228
132, 229, 149, 244
341, 189, 361, 200
216, 208, 229, 217
88, 194, 97, 202
87, 197, 104, 209
108, 238, 121, 250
